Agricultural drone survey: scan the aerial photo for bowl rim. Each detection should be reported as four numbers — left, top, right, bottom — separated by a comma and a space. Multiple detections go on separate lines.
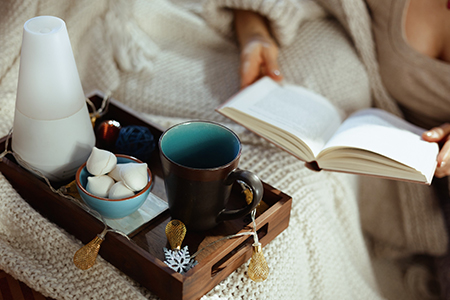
76, 154, 153, 202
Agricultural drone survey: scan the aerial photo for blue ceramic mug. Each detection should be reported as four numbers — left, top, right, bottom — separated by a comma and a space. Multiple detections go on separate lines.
159, 121, 263, 231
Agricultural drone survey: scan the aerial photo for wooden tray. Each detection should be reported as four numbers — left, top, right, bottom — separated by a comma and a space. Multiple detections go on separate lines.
0, 92, 292, 300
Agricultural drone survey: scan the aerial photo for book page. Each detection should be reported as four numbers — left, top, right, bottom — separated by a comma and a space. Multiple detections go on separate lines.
317, 108, 438, 180
220, 77, 343, 158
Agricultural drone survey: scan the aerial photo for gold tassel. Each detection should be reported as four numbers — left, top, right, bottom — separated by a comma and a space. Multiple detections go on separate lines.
242, 184, 268, 217
248, 242, 269, 282
60, 180, 82, 201
165, 220, 187, 251
73, 229, 107, 270
90, 115, 97, 128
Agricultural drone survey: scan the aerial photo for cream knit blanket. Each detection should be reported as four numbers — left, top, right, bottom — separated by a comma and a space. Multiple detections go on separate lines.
0, 0, 441, 299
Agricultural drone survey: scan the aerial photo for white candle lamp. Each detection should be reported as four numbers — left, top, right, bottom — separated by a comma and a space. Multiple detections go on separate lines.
12, 16, 95, 182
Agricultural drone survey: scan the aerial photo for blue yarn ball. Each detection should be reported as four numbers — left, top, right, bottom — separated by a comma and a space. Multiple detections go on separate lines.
115, 125, 155, 161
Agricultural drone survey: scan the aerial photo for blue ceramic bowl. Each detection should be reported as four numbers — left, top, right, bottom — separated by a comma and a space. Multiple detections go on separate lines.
76, 154, 153, 219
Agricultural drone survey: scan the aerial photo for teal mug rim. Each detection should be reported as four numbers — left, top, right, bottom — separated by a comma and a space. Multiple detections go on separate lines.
158, 120, 242, 171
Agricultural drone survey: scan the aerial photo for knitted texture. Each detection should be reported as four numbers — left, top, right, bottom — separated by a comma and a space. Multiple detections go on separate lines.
0, 174, 153, 300
201, 0, 326, 47
0, 0, 442, 300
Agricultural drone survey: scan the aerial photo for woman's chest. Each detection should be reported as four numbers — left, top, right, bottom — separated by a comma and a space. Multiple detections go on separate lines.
404, 0, 450, 62
367, 0, 450, 128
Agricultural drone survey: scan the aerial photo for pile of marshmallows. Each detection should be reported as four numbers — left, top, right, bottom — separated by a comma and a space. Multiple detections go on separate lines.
85, 147, 148, 199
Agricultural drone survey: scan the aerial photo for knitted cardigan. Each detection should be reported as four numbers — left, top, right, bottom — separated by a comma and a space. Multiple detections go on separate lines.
0, 0, 443, 299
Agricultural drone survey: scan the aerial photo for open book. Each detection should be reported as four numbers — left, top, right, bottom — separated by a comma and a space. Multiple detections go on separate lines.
216, 77, 439, 184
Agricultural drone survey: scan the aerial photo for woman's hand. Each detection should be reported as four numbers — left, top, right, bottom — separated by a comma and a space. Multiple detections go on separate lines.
234, 10, 283, 89
423, 123, 450, 178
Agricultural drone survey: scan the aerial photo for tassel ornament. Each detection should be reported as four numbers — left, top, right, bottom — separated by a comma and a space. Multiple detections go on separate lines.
248, 242, 269, 282
164, 220, 198, 274
165, 219, 187, 251
73, 228, 107, 270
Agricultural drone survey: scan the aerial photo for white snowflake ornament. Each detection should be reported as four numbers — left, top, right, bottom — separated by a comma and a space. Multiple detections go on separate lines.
163, 245, 198, 274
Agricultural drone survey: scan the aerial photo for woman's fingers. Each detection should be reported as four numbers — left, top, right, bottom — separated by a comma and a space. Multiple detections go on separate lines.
422, 123, 450, 177
435, 137, 450, 177
261, 42, 283, 82
240, 38, 282, 89
240, 41, 263, 88
423, 123, 450, 142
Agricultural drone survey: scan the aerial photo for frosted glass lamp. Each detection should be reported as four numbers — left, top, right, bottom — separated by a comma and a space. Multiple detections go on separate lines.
12, 16, 95, 181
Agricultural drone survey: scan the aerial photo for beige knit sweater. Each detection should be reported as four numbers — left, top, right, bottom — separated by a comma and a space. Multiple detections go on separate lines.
0, 0, 443, 299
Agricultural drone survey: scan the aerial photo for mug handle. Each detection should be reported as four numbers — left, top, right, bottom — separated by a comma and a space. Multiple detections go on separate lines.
217, 169, 264, 222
